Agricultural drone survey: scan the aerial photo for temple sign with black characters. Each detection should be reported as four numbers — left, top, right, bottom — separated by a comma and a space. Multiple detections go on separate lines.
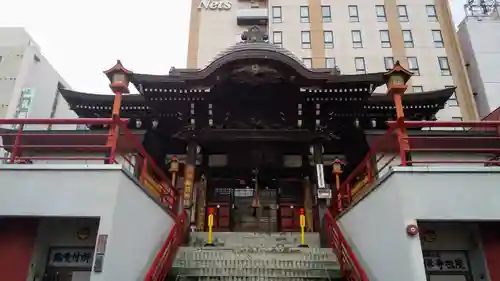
60, 26, 454, 232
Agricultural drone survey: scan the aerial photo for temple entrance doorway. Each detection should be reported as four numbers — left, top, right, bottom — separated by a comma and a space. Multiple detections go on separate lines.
205, 142, 304, 233
206, 170, 306, 232
232, 171, 278, 233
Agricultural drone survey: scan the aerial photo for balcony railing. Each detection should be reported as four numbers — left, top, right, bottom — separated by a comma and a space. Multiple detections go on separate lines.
332, 120, 500, 215
0, 118, 180, 216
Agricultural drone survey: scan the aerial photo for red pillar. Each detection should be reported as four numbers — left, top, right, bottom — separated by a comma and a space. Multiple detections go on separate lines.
480, 223, 500, 281
0, 218, 39, 281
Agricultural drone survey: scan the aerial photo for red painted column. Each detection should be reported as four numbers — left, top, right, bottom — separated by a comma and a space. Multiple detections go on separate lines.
480, 223, 500, 281
0, 218, 39, 281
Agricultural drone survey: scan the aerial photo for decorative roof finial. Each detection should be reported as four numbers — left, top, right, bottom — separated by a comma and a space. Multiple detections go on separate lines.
241, 26, 268, 43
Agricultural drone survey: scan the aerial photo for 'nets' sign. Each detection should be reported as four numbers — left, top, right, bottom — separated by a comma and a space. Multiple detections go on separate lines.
198, 0, 232, 10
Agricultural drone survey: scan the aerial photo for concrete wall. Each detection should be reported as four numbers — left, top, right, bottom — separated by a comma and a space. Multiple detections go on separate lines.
0, 27, 76, 125
0, 165, 121, 217
196, 1, 256, 68
0, 165, 176, 281
0, 28, 33, 117
338, 166, 500, 281
457, 18, 500, 118
93, 169, 176, 281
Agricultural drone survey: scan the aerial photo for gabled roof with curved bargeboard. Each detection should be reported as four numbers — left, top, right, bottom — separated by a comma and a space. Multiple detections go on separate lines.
129, 26, 386, 89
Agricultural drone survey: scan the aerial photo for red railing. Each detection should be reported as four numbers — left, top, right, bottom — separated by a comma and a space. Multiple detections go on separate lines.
0, 118, 180, 214
325, 210, 369, 281
144, 211, 189, 281
332, 120, 500, 215
325, 121, 500, 281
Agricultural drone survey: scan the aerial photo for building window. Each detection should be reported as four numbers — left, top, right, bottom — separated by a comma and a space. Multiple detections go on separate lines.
300, 6, 310, 23
21, 88, 33, 97
322, 6, 332, 22
48, 83, 65, 130
407, 57, 420, 75
448, 93, 459, 106
0, 56, 3, 64
49, 83, 64, 118
412, 86, 424, 92
349, 5, 359, 22
19, 97, 31, 110
272, 6, 282, 23
325, 57, 336, 69
397, 5, 409, 21
351, 30, 363, 48
380, 30, 391, 48
384, 57, 394, 70
324, 31, 334, 49
355, 57, 366, 74
15, 88, 33, 119
301, 31, 311, 49
432, 30, 444, 48
303, 58, 312, 68
273, 31, 283, 47
445, 86, 459, 106
15, 111, 28, 118
426, 5, 438, 21
438, 57, 451, 76
375, 5, 387, 22
76, 124, 90, 131
402, 30, 414, 48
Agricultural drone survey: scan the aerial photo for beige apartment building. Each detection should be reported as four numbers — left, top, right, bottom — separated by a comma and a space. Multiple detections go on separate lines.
187, 0, 478, 120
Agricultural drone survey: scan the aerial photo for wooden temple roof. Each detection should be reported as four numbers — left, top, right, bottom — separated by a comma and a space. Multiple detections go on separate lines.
60, 87, 454, 122
59, 26, 454, 131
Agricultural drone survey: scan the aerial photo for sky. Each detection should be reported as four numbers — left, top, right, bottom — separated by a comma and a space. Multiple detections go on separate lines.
1, 0, 466, 93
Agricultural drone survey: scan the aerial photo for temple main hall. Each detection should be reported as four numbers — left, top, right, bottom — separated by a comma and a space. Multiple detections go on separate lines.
60, 27, 454, 233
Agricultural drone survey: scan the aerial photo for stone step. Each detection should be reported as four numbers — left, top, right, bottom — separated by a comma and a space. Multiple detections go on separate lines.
177, 277, 332, 281
188, 232, 321, 248
175, 247, 336, 263
174, 268, 335, 278
172, 247, 339, 279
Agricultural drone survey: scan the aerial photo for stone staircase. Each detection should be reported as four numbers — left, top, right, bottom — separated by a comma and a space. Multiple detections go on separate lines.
170, 232, 340, 281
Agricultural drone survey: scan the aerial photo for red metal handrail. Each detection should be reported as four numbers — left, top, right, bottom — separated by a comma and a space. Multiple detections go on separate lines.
144, 211, 189, 281
0, 118, 186, 280
0, 118, 180, 213
116, 121, 179, 212
325, 210, 369, 281
333, 121, 500, 215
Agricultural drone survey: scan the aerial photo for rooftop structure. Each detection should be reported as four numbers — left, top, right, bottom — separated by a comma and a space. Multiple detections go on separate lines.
458, 0, 500, 118
0, 27, 75, 121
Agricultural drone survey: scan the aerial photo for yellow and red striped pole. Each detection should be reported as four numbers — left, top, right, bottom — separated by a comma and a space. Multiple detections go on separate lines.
205, 207, 215, 246
298, 208, 308, 248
